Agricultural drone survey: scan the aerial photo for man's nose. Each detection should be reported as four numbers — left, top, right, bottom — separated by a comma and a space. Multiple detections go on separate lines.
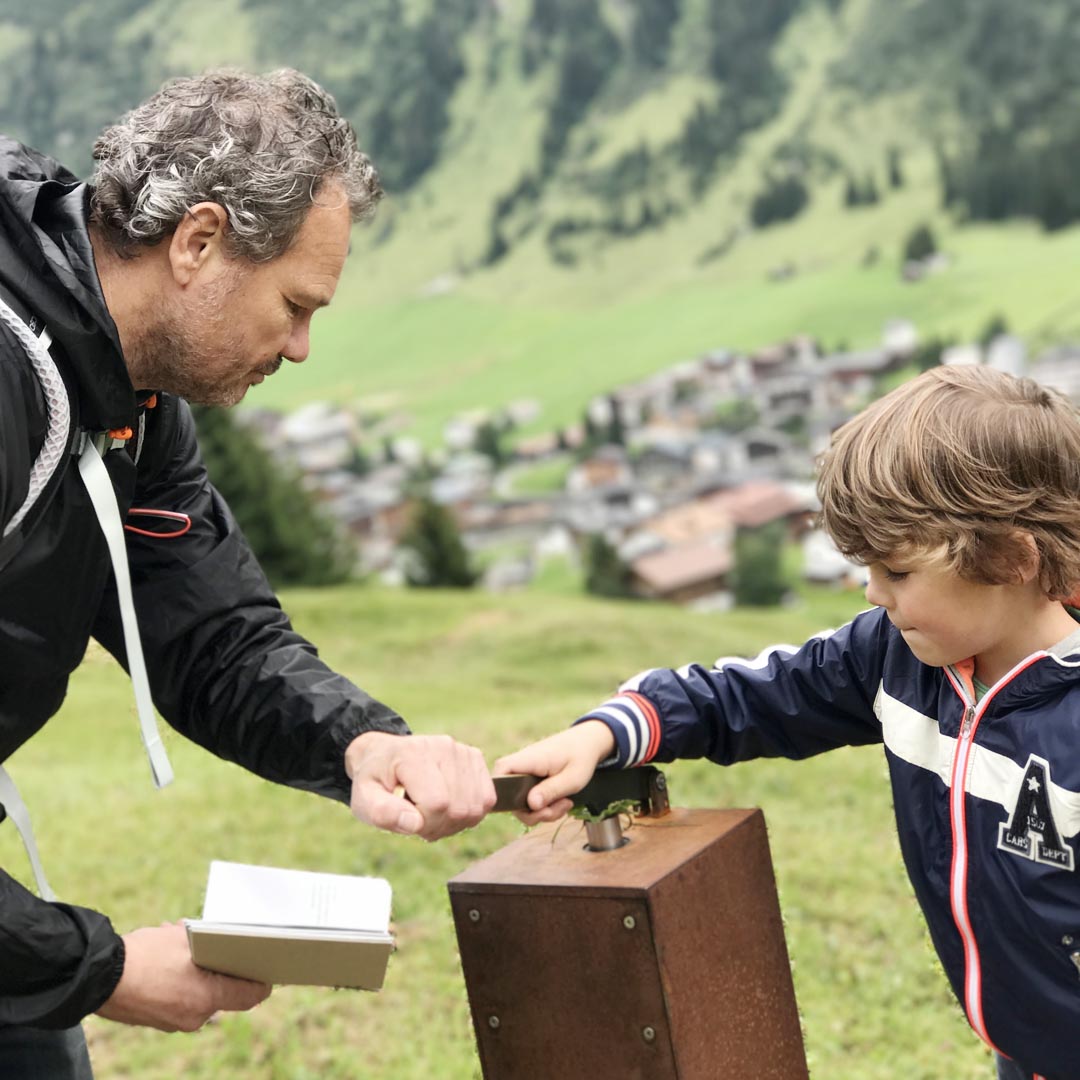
284, 322, 311, 364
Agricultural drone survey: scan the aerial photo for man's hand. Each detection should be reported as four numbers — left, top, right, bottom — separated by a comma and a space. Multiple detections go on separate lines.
493, 721, 616, 825
95, 923, 270, 1033
345, 732, 496, 841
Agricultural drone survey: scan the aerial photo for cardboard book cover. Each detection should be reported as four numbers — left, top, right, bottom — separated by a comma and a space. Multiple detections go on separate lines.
185, 861, 394, 990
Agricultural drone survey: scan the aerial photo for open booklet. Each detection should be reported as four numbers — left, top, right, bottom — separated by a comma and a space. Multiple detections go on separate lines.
184, 860, 395, 990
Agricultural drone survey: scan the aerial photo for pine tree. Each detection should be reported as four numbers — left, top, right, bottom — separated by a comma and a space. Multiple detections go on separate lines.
584, 534, 632, 598
191, 406, 354, 587
887, 146, 905, 189
903, 223, 937, 263
606, 396, 626, 446
630, 0, 681, 70
582, 410, 601, 451
733, 522, 787, 606
399, 495, 478, 588
978, 312, 1009, 347
473, 420, 506, 466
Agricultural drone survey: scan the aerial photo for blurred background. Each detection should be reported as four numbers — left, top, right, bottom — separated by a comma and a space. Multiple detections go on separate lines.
5, 0, 1077, 602
1, 1, 1069, 1076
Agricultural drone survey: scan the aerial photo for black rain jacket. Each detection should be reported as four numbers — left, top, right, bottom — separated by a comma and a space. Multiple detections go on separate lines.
0, 137, 408, 1029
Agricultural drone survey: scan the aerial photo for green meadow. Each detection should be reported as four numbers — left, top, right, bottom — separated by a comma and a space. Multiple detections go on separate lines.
1, 583, 994, 1078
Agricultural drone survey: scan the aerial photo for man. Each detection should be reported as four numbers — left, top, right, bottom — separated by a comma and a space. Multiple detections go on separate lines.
0, 68, 495, 1077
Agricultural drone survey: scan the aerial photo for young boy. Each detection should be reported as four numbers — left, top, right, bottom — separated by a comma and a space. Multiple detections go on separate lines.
495, 365, 1080, 1080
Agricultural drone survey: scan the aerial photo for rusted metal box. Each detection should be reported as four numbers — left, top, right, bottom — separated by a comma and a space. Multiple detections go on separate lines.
449, 807, 808, 1080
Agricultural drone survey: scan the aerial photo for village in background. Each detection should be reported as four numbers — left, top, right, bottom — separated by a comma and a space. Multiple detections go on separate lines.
235, 310, 1062, 610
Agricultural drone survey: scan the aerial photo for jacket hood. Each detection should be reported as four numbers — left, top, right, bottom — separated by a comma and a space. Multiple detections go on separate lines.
0, 136, 134, 430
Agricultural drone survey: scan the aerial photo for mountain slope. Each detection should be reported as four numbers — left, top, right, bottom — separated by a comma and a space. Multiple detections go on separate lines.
2, 0, 1080, 440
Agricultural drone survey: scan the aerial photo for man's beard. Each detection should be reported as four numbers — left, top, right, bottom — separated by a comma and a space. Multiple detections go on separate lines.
124, 275, 278, 408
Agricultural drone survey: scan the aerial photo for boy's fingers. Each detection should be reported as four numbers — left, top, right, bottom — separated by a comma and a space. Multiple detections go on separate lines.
513, 797, 574, 826
527, 773, 584, 810
492, 751, 537, 777
494, 756, 576, 807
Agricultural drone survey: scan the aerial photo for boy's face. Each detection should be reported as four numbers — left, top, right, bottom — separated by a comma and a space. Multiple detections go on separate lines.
864, 556, 1028, 674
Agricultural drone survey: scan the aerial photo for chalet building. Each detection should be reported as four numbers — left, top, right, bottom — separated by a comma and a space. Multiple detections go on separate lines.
513, 431, 561, 460
707, 481, 814, 535
566, 445, 634, 494
629, 540, 733, 607
639, 496, 733, 549
326, 464, 412, 542
820, 348, 905, 408
460, 498, 561, 551
633, 434, 696, 491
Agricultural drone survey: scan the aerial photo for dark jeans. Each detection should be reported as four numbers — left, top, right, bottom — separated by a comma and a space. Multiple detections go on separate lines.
996, 1053, 1033, 1080
0, 1024, 93, 1079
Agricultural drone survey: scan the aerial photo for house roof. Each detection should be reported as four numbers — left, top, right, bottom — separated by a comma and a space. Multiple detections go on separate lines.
514, 432, 560, 457
644, 499, 733, 545
460, 499, 558, 531
707, 481, 810, 528
631, 540, 733, 594
643, 481, 808, 545
822, 348, 892, 377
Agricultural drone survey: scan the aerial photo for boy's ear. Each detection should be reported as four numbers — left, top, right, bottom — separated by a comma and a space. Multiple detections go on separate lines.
1013, 530, 1041, 585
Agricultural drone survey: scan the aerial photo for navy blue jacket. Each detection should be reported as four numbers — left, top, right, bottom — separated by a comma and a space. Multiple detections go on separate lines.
581, 605, 1080, 1080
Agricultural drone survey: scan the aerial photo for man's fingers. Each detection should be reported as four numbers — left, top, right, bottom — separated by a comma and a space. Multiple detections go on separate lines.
346, 731, 496, 840
209, 973, 272, 1013
396, 748, 453, 836
443, 742, 497, 822
411, 744, 492, 841
469, 746, 498, 818
98, 922, 272, 1032
352, 781, 424, 834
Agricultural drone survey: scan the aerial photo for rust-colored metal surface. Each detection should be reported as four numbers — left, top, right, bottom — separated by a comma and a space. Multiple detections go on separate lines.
449, 808, 809, 1080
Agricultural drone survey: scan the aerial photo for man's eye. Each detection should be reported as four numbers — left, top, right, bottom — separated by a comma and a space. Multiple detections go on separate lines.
285, 299, 304, 317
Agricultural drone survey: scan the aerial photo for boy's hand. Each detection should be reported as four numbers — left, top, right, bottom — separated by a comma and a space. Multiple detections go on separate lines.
493, 721, 616, 825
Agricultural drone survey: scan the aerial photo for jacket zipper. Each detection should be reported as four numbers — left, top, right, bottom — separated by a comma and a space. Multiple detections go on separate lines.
946, 683, 994, 1049
945, 656, 1048, 1068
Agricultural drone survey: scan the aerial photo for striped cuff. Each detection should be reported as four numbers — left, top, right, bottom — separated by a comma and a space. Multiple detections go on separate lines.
573, 691, 661, 768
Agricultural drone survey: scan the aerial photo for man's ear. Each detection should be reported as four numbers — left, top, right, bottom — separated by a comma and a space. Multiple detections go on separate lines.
167, 203, 230, 286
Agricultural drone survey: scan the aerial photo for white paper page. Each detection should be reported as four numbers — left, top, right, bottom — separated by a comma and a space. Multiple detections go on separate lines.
201, 861, 392, 931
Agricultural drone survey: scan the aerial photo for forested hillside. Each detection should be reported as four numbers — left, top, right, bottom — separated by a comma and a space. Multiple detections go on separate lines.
3, 1, 1076, 231
3, 0, 1080, 431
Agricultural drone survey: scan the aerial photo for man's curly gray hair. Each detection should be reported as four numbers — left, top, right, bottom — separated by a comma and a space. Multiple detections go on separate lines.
90, 68, 382, 262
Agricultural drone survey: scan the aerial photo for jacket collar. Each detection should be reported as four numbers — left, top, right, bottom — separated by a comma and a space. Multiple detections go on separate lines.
0, 136, 135, 431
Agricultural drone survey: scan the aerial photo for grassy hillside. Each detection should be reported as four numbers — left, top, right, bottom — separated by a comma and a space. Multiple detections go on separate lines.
250, 0, 1080, 442
0, 584, 995, 1078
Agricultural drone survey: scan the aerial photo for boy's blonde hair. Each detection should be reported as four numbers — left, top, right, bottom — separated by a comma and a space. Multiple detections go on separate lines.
817, 364, 1080, 600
